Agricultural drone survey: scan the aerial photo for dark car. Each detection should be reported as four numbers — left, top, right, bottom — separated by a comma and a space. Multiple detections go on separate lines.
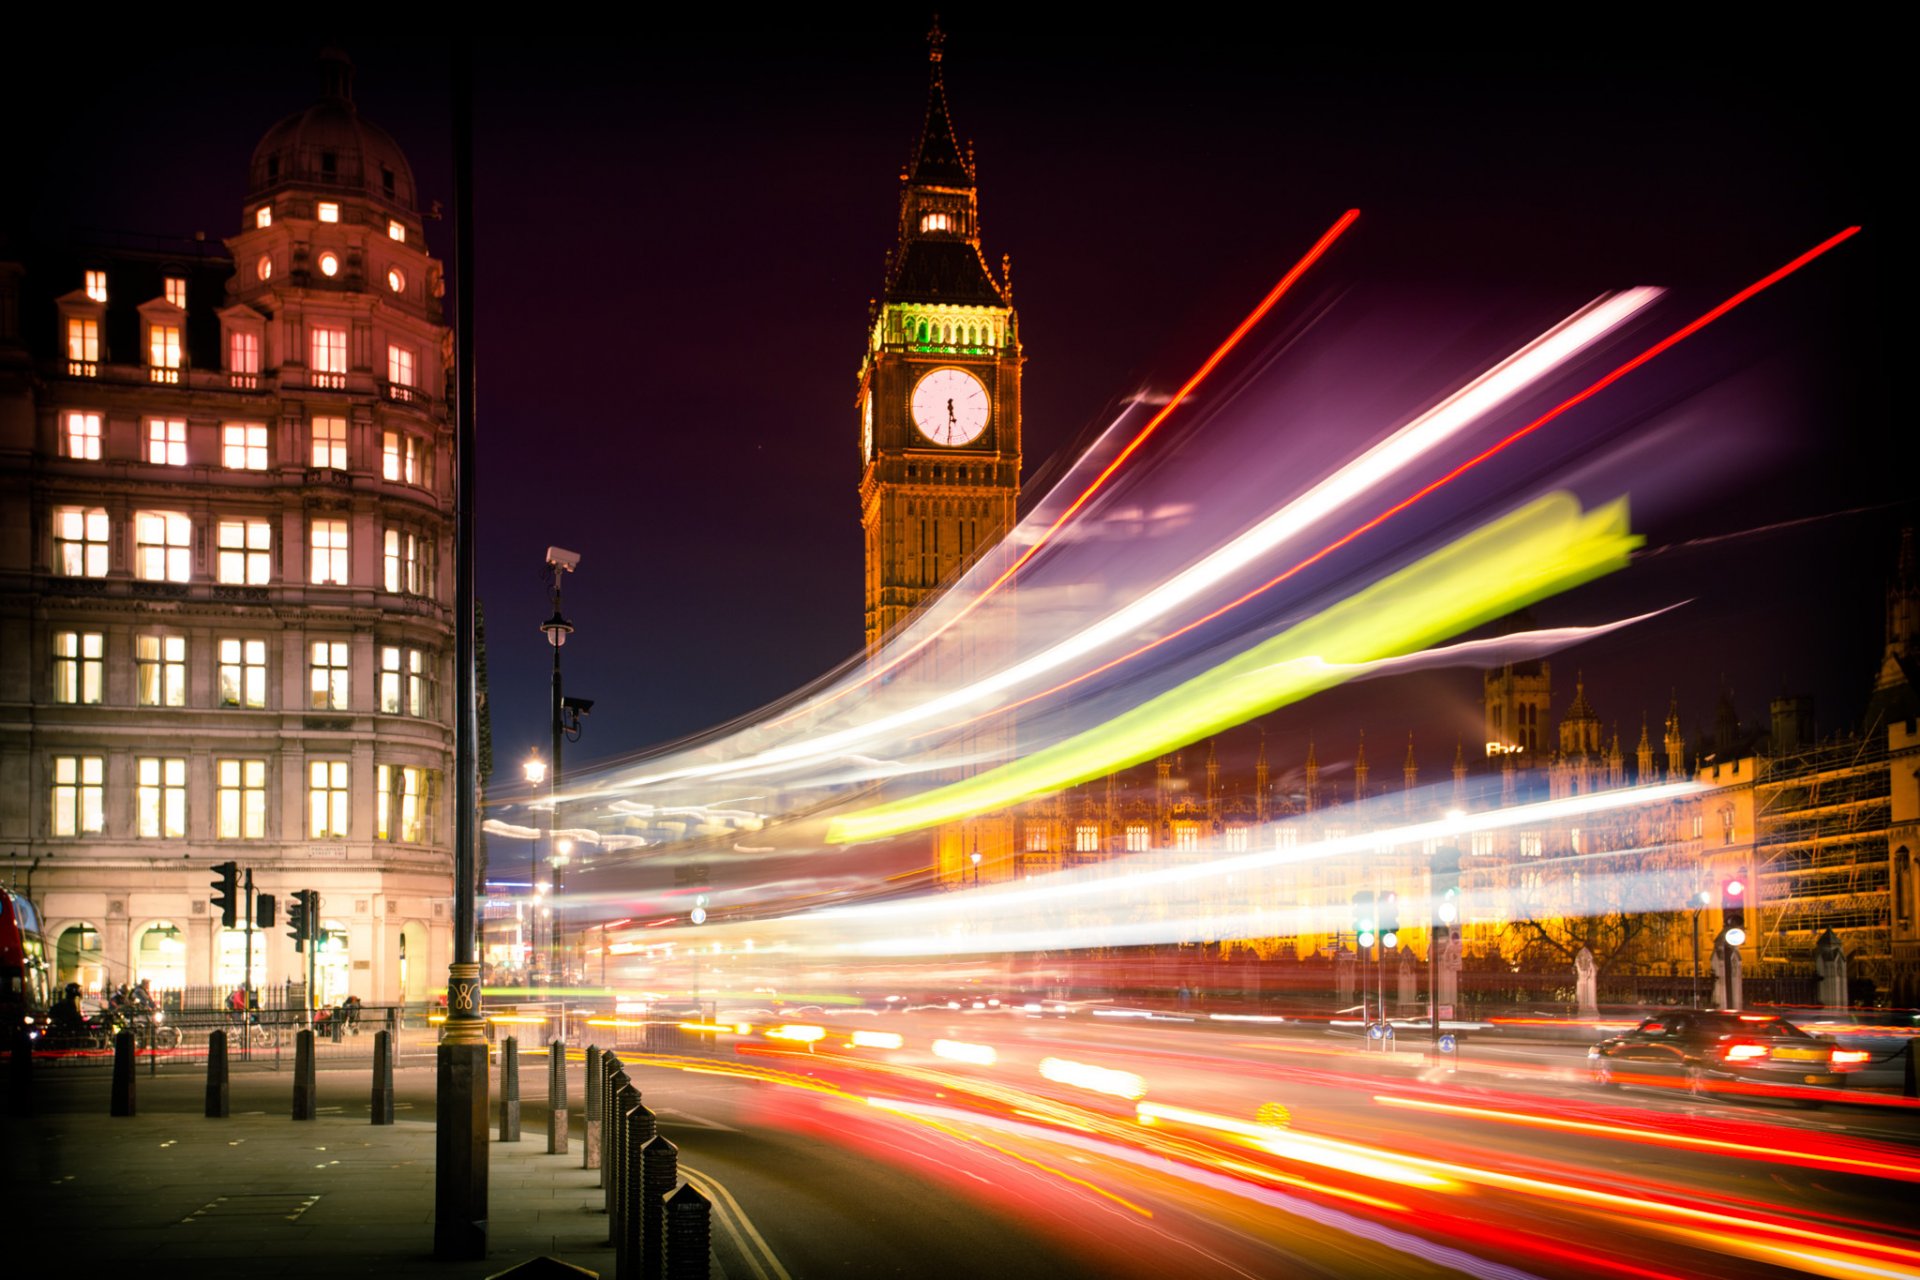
1588, 1010, 1864, 1102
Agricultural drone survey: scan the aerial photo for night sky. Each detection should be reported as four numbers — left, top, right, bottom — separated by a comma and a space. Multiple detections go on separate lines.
7, 31, 1895, 791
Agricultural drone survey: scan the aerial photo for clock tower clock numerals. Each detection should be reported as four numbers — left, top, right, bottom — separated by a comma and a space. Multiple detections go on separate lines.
911, 367, 990, 447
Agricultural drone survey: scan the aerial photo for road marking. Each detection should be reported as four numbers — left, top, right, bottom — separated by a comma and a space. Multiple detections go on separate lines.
682, 1165, 791, 1280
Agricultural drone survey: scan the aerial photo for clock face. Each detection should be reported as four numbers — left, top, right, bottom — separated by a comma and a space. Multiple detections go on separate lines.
911, 367, 990, 447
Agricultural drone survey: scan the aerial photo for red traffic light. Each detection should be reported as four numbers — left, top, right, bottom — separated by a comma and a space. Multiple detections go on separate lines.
1723, 878, 1745, 898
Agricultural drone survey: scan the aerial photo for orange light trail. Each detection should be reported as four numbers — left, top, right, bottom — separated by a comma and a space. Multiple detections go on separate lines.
1371, 1094, 1920, 1182
772, 208, 1361, 726
927, 225, 1863, 737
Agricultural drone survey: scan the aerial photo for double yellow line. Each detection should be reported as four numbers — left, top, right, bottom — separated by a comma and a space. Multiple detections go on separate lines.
681, 1164, 790, 1280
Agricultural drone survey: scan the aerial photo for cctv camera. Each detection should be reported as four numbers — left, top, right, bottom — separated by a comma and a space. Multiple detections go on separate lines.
546, 546, 581, 571
562, 696, 594, 715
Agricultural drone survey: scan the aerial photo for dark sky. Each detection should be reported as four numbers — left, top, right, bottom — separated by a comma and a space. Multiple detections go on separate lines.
8, 30, 1897, 788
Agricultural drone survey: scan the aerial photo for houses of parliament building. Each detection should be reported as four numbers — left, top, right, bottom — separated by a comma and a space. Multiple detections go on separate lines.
860, 31, 1920, 1005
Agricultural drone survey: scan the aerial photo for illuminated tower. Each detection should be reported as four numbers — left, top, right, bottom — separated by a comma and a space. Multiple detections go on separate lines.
1484, 658, 1552, 767
858, 21, 1023, 650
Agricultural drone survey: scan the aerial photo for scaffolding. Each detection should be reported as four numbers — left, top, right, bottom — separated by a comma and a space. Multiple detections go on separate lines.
1753, 735, 1892, 979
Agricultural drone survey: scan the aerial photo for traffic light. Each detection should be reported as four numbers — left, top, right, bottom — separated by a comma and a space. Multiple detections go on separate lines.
691, 893, 710, 926
1432, 846, 1462, 927
1721, 877, 1747, 946
287, 889, 312, 952
256, 892, 275, 930
1351, 889, 1376, 949
1381, 892, 1401, 949
210, 861, 239, 929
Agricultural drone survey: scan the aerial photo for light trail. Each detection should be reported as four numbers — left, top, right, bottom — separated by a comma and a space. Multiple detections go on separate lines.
827, 490, 1641, 841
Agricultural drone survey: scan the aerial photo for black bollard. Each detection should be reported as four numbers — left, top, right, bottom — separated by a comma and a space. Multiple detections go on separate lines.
10, 1029, 33, 1117
292, 1029, 316, 1120
607, 1079, 637, 1241
205, 1030, 230, 1118
584, 1044, 602, 1171
548, 1037, 570, 1154
371, 1029, 395, 1125
110, 1029, 136, 1116
499, 1035, 521, 1142
618, 1101, 658, 1279
663, 1182, 713, 1280
599, 1053, 622, 1187
640, 1133, 679, 1280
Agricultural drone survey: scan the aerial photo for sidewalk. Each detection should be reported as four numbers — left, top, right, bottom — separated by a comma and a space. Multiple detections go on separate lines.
2, 1065, 636, 1277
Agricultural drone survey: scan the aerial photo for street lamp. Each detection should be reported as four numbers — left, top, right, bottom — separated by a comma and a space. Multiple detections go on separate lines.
970, 848, 982, 888
539, 546, 589, 990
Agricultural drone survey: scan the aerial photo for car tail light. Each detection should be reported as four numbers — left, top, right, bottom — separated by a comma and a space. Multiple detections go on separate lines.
1723, 1042, 1769, 1062
1831, 1048, 1870, 1070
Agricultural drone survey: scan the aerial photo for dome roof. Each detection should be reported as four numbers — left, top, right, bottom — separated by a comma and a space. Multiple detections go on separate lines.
248, 50, 417, 213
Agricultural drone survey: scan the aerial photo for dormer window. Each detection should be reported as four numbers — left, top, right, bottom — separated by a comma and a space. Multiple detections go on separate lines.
317, 202, 340, 223
387, 219, 405, 243
147, 322, 182, 383
919, 211, 953, 233
318, 252, 340, 278
164, 276, 187, 309
266, 155, 279, 182
256, 206, 272, 229
320, 150, 337, 180
84, 270, 108, 302
66, 317, 99, 376
387, 267, 405, 293
381, 166, 395, 199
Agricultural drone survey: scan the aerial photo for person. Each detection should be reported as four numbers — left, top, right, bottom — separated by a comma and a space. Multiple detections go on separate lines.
227, 986, 247, 1015
52, 983, 88, 1038
134, 978, 156, 1010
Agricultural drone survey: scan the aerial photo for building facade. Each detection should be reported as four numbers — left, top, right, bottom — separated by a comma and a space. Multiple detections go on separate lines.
0, 53, 455, 1006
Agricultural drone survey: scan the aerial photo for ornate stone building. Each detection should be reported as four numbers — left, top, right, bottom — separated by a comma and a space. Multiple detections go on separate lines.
0, 53, 454, 1005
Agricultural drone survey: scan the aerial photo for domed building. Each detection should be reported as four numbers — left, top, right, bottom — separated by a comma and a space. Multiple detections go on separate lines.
0, 52, 455, 1011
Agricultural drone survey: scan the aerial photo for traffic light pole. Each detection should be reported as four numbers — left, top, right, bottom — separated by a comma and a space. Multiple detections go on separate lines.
243, 868, 254, 1011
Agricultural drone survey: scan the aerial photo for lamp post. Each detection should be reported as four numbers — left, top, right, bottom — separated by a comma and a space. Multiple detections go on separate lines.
1689, 890, 1711, 1009
539, 548, 578, 990
970, 848, 981, 888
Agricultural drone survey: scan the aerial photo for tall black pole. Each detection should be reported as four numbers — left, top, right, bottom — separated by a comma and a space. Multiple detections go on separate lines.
549, 577, 563, 991
435, 40, 489, 1261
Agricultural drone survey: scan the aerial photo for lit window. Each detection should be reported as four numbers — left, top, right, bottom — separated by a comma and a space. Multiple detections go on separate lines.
1277, 827, 1298, 849
1691, 814, 1704, 840
135, 634, 187, 707
387, 267, 405, 293
310, 640, 349, 710
216, 758, 267, 839
53, 507, 109, 578
221, 422, 268, 470
377, 765, 430, 842
255, 206, 272, 229
133, 511, 192, 582
308, 760, 349, 839
375, 649, 437, 718
1225, 827, 1250, 852
1025, 825, 1050, 853
318, 252, 339, 278
387, 345, 415, 387
384, 528, 432, 595
382, 430, 401, 481
1075, 823, 1100, 853
60, 411, 102, 460
216, 519, 271, 585
1125, 823, 1150, 852
257, 255, 273, 281
387, 219, 405, 243
53, 631, 104, 705
137, 757, 187, 839
149, 323, 182, 374
164, 276, 187, 309
310, 326, 347, 380
1174, 825, 1200, 852
310, 519, 349, 585
66, 317, 99, 373
311, 416, 348, 469
146, 418, 187, 466
51, 755, 105, 836
229, 331, 260, 375
1520, 830, 1544, 857
919, 211, 952, 233
407, 648, 432, 717
317, 202, 340, 223
217, 638, 268, 709
84, 270, 107, 302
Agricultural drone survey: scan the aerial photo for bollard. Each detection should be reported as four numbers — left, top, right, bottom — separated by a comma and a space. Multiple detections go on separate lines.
548, 1037, 570, 1154
604, 1076, 629, 1227
584, 1045, 602, 1170
663, 1182, 713, 1280
371, 1029, 395, 1125
599, 1054, 622, 1187
639, 1133, 679, 1280
608, 1081, 642, 1243
205, 1030, 230, 1118
292, 1029, 316, 1120
10, 1029, 34, 1117
110, 1029, 136, 1116
500, 1035, 522, 1142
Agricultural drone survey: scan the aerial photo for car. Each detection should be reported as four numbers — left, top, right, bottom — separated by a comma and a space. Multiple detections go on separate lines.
1588, 1010, 1865, 1102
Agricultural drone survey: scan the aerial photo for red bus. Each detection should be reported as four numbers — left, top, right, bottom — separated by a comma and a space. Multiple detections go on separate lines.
1, 889, 51, 1041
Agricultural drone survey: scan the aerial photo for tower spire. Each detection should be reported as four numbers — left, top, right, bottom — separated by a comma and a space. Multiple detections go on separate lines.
906, 16, 972, 188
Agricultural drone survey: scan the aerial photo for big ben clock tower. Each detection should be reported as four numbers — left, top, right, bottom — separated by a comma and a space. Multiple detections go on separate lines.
859, 21, 1023, 651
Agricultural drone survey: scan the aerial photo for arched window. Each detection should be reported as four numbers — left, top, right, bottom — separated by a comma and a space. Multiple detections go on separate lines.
134, 921, 186, 992
316, 920, 351, 1005
56, 922, 104, 991
917, 320, 929, 345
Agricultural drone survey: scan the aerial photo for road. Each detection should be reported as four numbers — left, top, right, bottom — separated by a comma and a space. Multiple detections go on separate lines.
18, 1012, 1920, 1278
